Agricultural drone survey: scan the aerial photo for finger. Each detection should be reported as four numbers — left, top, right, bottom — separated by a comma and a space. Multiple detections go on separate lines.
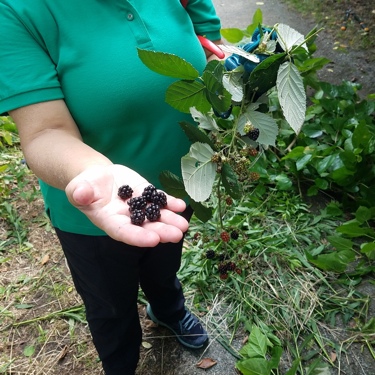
142, 220, 185, 244
165, 196, 187, 213
71, 181, 96, 206
157, 210, 189, 233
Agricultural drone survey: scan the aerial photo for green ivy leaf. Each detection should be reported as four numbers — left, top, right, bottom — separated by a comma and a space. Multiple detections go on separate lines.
166, 80, 211, 113
181, 142, 216, 202
137, 48, 199, 80
277, 61, 306, 134
221, 163, 242, 199
159, 171, 187, 199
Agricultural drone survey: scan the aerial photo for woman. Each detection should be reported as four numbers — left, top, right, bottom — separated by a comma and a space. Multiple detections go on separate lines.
0, 0, 224, 374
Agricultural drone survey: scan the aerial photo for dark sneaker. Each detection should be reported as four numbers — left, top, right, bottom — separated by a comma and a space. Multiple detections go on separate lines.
146, 304, 208, 349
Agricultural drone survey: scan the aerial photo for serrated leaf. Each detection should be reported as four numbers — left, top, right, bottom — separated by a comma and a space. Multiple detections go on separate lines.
222, 163, 242, 199
190, 107, 219, 131
181, 143, 216, 202
246, 53, 286, 97
327, 235, 353, 251
166, 80, 211, 113
238, 110, 278, 147
236, 358, 271, 375
137, 48, 199, 79
277, 62, 306, 134
179, 121, 216, 149
276, 24, 307, 52
219, 45, 260, 63
202, 71, 232, 113
159, 171, 187, 199
222, 72, 244, 102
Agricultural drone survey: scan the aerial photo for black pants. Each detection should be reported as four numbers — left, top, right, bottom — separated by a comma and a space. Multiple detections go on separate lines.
55, 226, 188, 375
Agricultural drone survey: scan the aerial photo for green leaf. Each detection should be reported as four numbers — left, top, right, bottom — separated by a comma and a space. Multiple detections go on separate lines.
220, 28, 245, 43
247, 53, 286, 97
327, 235, 353, 251
181, 142, 216, 202
336, 222, 375, 238
277, 61, 306, 134
166, 80, 211, 113
361, 242, 375, 260
307, 249, 355, 273
247, 9, 263, 35
202, 71, 232, 113
296, 154, 312, 171
179, 121, 216, 149
221, 163, 242, 199
285, 358, 301, 375
274, 173, 293, 190
355, 206, 372, 224
159, 171, 187, 199
15, 303, 34, 309
23, 345, 35, 357
189, 199, 213, 222
137, 48, 199, 79
240, 326, 267, 358
236, 358, 271, 375
269, 346, 282, 369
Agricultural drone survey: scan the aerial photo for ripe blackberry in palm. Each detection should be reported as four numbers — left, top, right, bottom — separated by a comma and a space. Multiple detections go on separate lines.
118, 185, 133, 199
127, 196, 147, 212
151, 190, 167, 208
130, 209, 145, 226
142, 184, 157, 203
145, 203, 161, 222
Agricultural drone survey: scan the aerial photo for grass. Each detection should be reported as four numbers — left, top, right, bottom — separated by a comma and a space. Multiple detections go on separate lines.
1, 116, 374, 374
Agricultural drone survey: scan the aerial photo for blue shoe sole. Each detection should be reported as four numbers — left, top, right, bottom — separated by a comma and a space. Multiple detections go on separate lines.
146, 304, 208, 349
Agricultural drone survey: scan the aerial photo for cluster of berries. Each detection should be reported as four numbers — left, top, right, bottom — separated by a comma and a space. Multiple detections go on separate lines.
220, 230, 240, 242
117, 184, 167, 225
218, 261, 241, 280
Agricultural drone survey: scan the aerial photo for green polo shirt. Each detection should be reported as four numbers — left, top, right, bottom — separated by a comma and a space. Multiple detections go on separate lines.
0, 0, 221, 235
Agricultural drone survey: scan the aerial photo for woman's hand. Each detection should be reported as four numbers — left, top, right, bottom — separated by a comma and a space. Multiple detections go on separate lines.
65, 164, 189, 247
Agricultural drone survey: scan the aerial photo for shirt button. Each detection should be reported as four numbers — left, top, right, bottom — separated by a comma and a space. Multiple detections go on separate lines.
127, 13, 134, 21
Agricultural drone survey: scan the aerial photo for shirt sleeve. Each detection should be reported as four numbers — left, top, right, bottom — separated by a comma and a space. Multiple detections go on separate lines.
0, 3, 63, 113
184, 0, 222, 41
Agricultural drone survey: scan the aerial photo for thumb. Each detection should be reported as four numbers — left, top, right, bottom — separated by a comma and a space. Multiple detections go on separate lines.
66, 180, 95, 207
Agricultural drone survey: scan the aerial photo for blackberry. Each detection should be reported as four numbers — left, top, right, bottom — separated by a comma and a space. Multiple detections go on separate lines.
205, 249, 216, 259
230, 230, 239, 240
145, 203, 161, 222
118, 185, 133, 199
220, 273, 229, 280
218, 262, 229, 274
218, 253, 228, 262
142, 185, 157, 203
248, 148, 258, 157
228, 262, 236, 271
127, 196, 147, 212
247, 128, 260, 141
151, 191, 167, 208
225, 197, 233, 206
130, 209, 145, 226
235, 268, 242, 275
220, 231, 230, 243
